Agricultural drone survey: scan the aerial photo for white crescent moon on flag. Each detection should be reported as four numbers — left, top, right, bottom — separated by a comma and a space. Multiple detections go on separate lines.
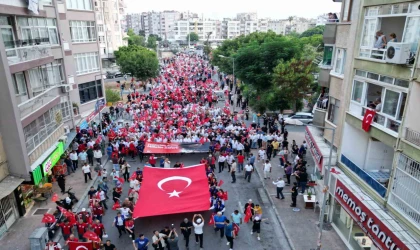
366, 114, 373, 123
75, 246, 89, 250
157, 176, 192, 191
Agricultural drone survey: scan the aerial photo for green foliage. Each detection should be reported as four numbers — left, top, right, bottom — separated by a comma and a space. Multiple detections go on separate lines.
300, 25, 325, 38
187, 32, 199, 42
105, 88, 121, 103
124, 29, 146, 47
148, 34, 162, 41
147, 36, 157, 50
139, 30, 146, 36
114, 45, 159, 81
204, 45, 212, 56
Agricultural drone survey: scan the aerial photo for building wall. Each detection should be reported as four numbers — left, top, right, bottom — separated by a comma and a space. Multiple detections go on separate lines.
0, 134, 9, 182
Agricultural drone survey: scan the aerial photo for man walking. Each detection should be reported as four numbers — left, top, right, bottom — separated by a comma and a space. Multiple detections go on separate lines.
82, 163, 92, 183
193, 214, 204, 250
263, 160, 271, 179
224, 219, 235, 250
133, 234, 150, 250
230, 210, 242, 236
113, 212, 126, 238
291, 182, 298, 207
272, 177, 285, 199
237, 153, 244, 173
213, 212, 226, 239
218, 154, 226, 173
230, 160, 237, 183
180, 218, 192, 249
244, 163, 253, 182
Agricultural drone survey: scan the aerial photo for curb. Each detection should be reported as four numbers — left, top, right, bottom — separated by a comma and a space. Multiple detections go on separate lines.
253, 158, 296, 250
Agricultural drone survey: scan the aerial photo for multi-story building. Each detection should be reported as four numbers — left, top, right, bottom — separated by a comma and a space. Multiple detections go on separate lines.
141, 11, 163, 38
0, 0, 103, 236
94, 0, 125, 69
173, 19, 222, 42
236, 12, 258, 21
160, 11, 181, 40
267, 19, 288, 35
308, 0, 420, 249
126, 13, 143, 34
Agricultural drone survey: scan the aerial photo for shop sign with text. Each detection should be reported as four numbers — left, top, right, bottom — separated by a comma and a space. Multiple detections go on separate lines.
42, 142, 64, 175
305, 127, 323, 172
335, 180, 408, 250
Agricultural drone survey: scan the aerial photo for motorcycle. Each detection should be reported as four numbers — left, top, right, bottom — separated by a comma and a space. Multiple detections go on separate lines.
65, 187, 79, 203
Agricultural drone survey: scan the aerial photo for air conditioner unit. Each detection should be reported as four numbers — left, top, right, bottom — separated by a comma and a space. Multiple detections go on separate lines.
386, 42, 411, 64
61, 85, 73, 93
63, 125, 70, 133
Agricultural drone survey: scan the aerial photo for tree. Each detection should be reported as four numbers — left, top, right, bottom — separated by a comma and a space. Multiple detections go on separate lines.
186, 32, 199, 42
149, 34, 162, 41
139, 30, 146, 36
272, 57, 317, 111
300, 25, 325, 38
105, 88, 121, 103
124, 29, 146, 47
114, 45, 159, 81
147, 36, 157, 50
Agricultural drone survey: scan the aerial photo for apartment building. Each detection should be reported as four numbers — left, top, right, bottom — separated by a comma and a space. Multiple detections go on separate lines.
236, 12, 258, 21
267, 19, 288, 35
220, 19, 240, 40
160, 11, 181, 40
126, 13, 143, 34
141, 11, 162, 38
308, 0, 420, 249
0, 0, 103, 236
173, 19, 222, 42
94, 0, 125, 69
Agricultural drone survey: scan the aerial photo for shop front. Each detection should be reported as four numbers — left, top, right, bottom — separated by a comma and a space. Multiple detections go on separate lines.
329, 173, 418, 250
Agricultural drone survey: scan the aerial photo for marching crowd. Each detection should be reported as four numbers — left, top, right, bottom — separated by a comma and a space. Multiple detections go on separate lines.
47, 52, 310, 250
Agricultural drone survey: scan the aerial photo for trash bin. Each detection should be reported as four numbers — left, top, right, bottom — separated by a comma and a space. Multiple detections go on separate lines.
29, 227, 49, 250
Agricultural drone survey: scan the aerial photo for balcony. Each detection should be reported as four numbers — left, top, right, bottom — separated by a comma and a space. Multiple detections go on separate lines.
359, 48, 387, 61
6, 44, 52, 66
28, 123, 65, 165
405, 128, 420, 148
18, 90, 58, 120
318, 67, 331, 87
323, 23, 337, 44
313, 94, 328, 127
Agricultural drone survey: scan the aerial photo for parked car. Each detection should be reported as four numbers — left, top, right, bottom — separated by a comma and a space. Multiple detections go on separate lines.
115, 72, 131, 78
288, 112, 313, 124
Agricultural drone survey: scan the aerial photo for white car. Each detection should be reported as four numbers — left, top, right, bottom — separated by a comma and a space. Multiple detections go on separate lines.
288, 112, 313, 124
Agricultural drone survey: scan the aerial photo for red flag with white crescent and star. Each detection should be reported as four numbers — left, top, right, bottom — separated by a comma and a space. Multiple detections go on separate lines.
244, 206, 252, 223
362, 109, 376, 132
133, 164, 210, 218
68, 241, 93, 250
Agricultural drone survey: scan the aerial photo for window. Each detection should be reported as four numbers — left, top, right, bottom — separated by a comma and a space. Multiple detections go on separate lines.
114, 24, 119, 32
12, 72, 27, 96
342, 0, 353, 22
327, 97, 340, 124
17, 17, 59, 46
96, 13, 103, 21
78, 80, 103, 104
322, 46, 334, 66
97, 24, 104, 32
402, 16, 420, 53
28, 60, 64, 95
70, 21, 96, 43
74, 52, 99, 75
360, 18, 377, 48
382, 89, 400, 116
99, 36, 105, 43
351, 80, 364, 103
60, 100, 72, 121
66, 0, 93, 11
333, 48, 346, 75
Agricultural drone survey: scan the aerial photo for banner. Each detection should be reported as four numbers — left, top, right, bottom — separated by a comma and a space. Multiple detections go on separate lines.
362, 109, 376, 132
68, 241, 93, 250
133, 164, 210, 218
335, 180, 408, 250
144, 142, 211, 154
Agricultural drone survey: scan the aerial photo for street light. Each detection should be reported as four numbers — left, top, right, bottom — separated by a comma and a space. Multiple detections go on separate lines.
218, 55, 235, 111
305, 124, 335, 250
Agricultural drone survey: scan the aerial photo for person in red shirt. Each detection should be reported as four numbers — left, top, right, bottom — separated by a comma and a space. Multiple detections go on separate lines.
65, 234, 79, 246
237, 152, 245, 173
58, 220, 73, 240
74, 219, 88, 241
91, 219, 106, 240
92, 202, 105, 223
125, 217, 135, 239
149, 154, 157, 167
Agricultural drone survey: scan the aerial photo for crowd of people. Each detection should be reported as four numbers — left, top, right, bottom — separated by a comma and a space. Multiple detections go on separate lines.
48, 51, 312, 250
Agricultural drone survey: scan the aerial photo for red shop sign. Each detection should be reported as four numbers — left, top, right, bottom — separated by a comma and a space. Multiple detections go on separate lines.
305, 127, 323, 172
335, 180, 409, 250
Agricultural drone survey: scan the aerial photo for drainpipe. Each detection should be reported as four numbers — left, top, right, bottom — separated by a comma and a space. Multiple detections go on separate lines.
384, 42, 420, 205
53, 0, 75, 129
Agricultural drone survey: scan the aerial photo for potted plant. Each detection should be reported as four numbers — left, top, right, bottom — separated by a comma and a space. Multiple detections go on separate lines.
307, 191, 312, 200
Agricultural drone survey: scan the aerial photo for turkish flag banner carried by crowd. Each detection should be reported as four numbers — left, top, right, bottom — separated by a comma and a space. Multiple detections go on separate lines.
362, 109, 376, 132
68, 241, 93, 250
133, 164, 210, 218
143, 142, 181, 154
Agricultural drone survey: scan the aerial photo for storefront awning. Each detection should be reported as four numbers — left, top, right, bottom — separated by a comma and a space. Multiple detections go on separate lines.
305, 126, 337, 174
0, 176, 24, 200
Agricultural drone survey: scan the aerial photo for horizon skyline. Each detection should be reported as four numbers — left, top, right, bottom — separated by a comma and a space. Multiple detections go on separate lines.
125, 0, 342, 20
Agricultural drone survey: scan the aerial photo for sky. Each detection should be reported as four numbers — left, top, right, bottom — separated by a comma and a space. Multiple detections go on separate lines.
125, 0, 342, 19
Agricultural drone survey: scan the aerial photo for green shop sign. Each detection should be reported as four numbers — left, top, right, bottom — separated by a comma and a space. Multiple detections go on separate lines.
42, 142, 64, 175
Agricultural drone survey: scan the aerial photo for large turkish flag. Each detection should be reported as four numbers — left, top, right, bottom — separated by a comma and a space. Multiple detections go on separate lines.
68, 241, 93, 250
133, 164, 210, 218
362, 109, 376, 132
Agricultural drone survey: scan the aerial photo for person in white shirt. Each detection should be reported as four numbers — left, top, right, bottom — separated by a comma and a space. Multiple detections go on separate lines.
152, 230, 167, 248
263, 160, 272, 179
164, 158, 171, 168
69, 151, 79, 169
226, 153, 234, 172
82, 163, 92, 183
94, 149, 103, 165
119, 206, 132, 218
258, 149, 266, 162
87, 140, 95, 149
244, 163, 254, 182
110, 169, 120, 186
218, 155, 226, 173
272, 178, 285, 199
98, 189, 108, 209
192, 214, 204, 248
45, 240, 62, 250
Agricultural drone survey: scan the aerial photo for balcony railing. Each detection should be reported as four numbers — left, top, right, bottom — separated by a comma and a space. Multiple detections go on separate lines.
359, 48, 387, 61
6, 44, 52, 66
18, 90, 58, 119
405, 128, 420, 147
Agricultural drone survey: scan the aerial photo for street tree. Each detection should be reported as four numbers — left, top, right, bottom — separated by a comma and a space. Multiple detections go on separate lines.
300, 25, 325, 38
147, 36, 157, 50
186, 32, 199, 42
114, 45, 159, 81
124, 29, 146, 47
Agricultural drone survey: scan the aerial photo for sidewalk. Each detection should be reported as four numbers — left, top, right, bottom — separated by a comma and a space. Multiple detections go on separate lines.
0, 154, 109, 250
253, 129, 347, 250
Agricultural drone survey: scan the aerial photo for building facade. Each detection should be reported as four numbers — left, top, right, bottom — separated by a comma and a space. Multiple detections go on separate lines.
126, 13, 142, 34
309, 0, 420, 249
0, 0, 103, 236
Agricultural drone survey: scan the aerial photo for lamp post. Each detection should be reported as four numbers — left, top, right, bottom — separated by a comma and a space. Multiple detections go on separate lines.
94, 74, 106, 133
218, 55, 235, 111
305, 124, 335, 250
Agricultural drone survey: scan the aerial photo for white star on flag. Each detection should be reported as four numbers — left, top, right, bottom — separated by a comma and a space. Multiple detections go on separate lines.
168, 190, 182, 198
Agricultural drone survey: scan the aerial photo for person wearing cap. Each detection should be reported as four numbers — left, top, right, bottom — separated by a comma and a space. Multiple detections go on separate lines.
180, 218, 193, 248
213, 212, 227, 239
244, 199, 255, 222
192, 214, 204, 250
